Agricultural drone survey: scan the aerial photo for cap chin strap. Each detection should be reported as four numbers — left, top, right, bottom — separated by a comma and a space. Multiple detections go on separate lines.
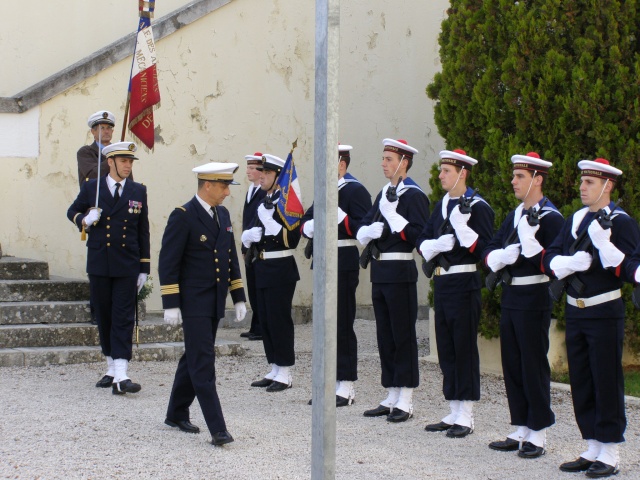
390, 156, 404, 184
590, 179, 610, 208
522, 171, 537, 203
267, 170, 279, 192
450, 167, 465, 195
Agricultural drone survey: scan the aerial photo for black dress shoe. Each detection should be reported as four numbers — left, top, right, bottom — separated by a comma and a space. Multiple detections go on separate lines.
95, 375, 114, 388
266, 380, 292, 392
446, 424, 473, 438
240, 331, 252, 338
336, 395, 354, 407
387, 408, 412, 423
363, 405, 391, 417
112, 379, 141, 395
585, 461, 619, 478
518, 441, 545, 458
559, 457, 595, 472
489, 437, 520, 451
250, 378, 273, 387
211, 430, 234, 446
424, 421, 453, 432
248, 334, 263, 341
164, 418, 200, 434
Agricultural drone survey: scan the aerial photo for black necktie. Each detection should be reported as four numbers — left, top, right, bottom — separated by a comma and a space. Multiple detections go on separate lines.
211, 207, 219, 227
114, 183, 121, 202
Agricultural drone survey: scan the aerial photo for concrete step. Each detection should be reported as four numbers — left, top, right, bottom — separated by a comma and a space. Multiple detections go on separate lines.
0, 317, 182, 349
0, 257, 49, 280
0, 339, 245, 367
0, 300, 90, 325
0, 276, 90, 302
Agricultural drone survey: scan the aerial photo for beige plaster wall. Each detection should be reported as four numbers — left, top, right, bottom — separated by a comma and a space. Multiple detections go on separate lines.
0, 0, 450, 312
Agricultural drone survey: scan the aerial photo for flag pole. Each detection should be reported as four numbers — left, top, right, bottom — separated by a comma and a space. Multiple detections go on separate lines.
121, 91, 131, 141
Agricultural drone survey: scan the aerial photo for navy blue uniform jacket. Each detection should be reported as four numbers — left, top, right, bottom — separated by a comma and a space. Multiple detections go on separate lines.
358, 177, 430, 283
158, 197, 246, 319
482, 198, 563, 311
67, 176, 150, 277
543, 203, 640, 319
300, 173, 372, 272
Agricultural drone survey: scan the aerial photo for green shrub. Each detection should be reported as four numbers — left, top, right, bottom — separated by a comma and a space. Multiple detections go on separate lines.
427, 0, 640, 349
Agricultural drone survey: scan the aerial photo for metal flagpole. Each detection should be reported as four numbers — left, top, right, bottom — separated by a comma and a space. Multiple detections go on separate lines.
82, 127, 102, 241
311, 0, 339, 479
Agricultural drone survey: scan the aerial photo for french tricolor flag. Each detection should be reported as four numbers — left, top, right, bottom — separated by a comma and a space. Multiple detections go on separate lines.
276, 151, 304, 230
127, 1, 160, 150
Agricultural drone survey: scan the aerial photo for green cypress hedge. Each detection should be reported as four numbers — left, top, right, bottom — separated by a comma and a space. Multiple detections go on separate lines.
426, 0, 640, 353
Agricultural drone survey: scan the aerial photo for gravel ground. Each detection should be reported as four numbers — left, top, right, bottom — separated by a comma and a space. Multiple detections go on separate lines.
1, 319, 639, 479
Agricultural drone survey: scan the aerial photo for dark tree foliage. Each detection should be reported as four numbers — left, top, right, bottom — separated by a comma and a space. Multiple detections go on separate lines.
427, 0, 640, 351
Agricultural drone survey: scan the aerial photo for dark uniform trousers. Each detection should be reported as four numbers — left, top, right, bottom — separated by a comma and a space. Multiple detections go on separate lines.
159, 197, 246, 436
500, 308, 554, 429
418, 188, 494, 402
434, 288, 481, 400
359, 178, 430, 389
337, 269, 359, 380
67, 176, 150, 362
242, 186, 267, 336
543, 203, 640, 444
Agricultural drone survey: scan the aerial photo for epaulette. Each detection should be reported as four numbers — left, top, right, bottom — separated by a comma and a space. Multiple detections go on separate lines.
176, 206, 186, 212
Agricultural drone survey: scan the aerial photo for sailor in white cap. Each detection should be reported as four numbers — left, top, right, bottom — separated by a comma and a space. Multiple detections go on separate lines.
67, 141, 150, 395
544, 159, 640, 477
243, 153, 302, 392
356, 138, 430, 422
418, 149, 494, 438
483, 152, 563, 458
159, 161, 247, 446
300, 144, 372, 406
240, 152, 268, 341
76, 110, 118, 188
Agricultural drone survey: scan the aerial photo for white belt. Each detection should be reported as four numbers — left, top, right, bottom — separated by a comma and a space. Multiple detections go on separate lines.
337, 239, 358, 248
376, 252, 414, 261
259, 250, 294, 260
567, 290, 622, 309
435, 264, 477, 276
509, 274, 549, 286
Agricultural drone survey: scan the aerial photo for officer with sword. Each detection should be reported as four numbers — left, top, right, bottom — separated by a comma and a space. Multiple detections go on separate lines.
67, 141, 150, 395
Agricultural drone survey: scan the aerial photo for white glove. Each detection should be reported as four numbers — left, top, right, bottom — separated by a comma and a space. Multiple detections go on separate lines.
234, 302, 247, 322
241, 227, 263, 248
486, 244, 521, 272
517, 216, 543, 258
337, 207, 347, 224
83, 208, 101, 227
635, 267, 640, 284
435, 234, 456, 253
356, 222, 384, 246
449, 206, 478, 248
257, 204, 282, 236
379, 195, 408, 233
303, 220, 314, 238
164, 308, 182, 326
420, 234, 456, 262
549, 251, 592, 280
136, 273, 148, 294
588, 221, 624, 268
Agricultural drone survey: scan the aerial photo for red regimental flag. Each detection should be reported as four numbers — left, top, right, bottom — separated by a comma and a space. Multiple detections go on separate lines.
128, 18, 160, 150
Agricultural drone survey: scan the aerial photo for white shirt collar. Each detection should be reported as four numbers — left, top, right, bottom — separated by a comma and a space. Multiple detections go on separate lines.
106, 175, 126, 195
195, 193, 214, 217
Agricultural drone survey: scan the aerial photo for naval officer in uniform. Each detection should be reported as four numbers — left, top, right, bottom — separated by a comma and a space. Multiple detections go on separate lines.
67, 141, 150, 394
356, 138, 430, 422
159, 162, 247, 446
543, 159, 639, 477
300, 144, 372, 406
418, 149, 494, 438
483, 152, 563, 457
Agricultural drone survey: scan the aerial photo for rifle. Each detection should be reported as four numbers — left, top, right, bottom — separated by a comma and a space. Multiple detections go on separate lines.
359, 177, 402, 269
485, 198, 549, 291
244, 190, 280, 266
549, 199, 622, 302
422, 188, 479, 278
304, 237, 313, 259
